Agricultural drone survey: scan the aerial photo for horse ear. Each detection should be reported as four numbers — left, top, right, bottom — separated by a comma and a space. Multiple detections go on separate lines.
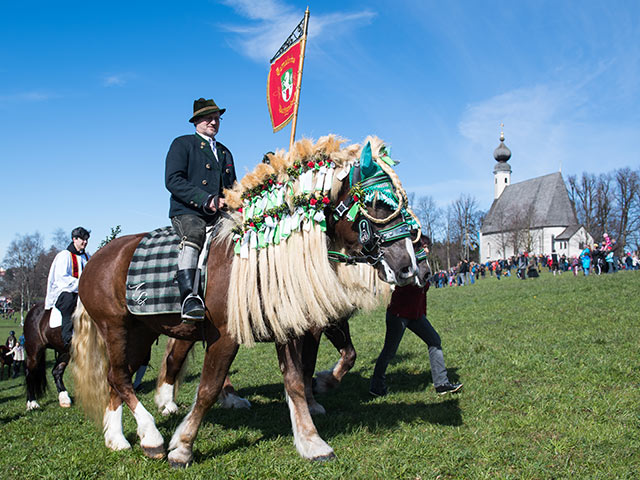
360, 142, 377, 179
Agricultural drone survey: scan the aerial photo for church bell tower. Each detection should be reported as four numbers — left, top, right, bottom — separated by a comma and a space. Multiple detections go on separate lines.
493, 125, 512, 199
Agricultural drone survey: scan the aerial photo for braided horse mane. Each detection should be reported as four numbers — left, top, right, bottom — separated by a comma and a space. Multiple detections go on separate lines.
214, 135, 394, 346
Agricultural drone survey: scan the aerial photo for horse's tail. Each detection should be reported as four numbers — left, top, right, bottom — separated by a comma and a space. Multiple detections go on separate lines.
24, 304, 48, 400
156, 338, 190, 396
70, 300, 110, 425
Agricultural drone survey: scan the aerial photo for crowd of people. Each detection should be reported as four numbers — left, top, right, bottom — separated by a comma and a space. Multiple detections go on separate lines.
430, 234, 639, 287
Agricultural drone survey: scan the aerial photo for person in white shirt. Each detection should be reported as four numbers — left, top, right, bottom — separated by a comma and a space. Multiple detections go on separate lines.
45, 227, 91, 348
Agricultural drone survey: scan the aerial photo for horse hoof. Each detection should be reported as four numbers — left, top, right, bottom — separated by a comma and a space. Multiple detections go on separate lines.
161, 402, 179, 416
308, 402, 326, 416
142, 445, 166, 460
312, 452, 337, 462
58, 391, 72, 408
168, 447, 192, 468
26, 400, 40, 411
169, 459, 191, 469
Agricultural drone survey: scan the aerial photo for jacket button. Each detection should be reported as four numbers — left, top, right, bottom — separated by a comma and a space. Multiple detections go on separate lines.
202, 180, 207, 185
225, 168, 230, 174
206, 163, 211, 169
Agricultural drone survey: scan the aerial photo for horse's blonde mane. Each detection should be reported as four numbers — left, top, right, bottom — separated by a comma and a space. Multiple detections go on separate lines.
220, 135, 390, 346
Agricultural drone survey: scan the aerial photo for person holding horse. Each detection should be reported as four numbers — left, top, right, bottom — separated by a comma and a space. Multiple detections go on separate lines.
8, 335, 25, 378
370, 235, 463, 397
44, 227, 91, 349
165, 97, 237, 322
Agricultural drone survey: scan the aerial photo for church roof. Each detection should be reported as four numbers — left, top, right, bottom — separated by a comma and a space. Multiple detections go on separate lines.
481, 172, 578, 234
555, 224, 581, 240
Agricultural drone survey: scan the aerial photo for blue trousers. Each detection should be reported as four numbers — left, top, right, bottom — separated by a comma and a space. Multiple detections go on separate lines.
371, 311, 450, 389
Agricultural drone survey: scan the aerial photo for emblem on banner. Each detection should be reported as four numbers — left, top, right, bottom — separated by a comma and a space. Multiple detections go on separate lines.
281, 68, 293, 102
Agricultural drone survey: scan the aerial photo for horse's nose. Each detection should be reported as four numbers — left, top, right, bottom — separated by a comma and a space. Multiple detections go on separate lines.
399, 264, 417, 279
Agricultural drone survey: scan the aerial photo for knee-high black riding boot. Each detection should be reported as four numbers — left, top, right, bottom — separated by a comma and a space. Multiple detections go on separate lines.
176, 269, 205, 322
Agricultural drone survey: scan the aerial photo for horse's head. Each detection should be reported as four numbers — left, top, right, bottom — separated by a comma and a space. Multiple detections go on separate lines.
327, 139, 420, 286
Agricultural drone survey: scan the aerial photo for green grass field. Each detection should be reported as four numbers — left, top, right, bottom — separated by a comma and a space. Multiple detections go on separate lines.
1, 270, 639, 479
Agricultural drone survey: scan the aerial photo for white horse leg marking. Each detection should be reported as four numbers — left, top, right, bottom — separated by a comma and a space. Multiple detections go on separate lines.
218, 390, 251, 409
133, 402, 164, 449
168, 405, 195, 467
103, 404, 131, 451
286, 391, 333, 459
26, 400, 40, 411
58, 390, 72, 408
155, 381, 179, 416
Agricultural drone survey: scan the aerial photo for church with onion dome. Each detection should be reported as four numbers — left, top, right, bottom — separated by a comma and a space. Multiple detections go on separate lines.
479, 128, 593, 261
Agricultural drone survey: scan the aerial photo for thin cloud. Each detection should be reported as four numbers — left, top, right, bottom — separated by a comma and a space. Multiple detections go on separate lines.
102, 73, 137, 87
455, 82, 640, 211
0, 91, 57, 102
218, 0, 376, 62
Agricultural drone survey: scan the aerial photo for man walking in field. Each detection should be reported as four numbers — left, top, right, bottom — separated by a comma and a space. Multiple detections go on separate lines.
369, 235, 462, 397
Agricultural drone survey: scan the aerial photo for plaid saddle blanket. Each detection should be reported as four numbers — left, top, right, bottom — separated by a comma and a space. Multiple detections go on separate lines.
125, 226, 210, 315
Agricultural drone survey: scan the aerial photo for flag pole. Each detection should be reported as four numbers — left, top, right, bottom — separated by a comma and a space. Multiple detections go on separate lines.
289, 7, 310, 151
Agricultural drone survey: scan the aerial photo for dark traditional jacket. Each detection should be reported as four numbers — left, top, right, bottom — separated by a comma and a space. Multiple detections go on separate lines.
165, 133, 237, 219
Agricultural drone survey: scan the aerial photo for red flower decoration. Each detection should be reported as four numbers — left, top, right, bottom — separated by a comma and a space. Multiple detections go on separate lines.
294, 164, 300, 169
353, 195, 360, 202
318, 160, 324, 166
249, 222, 255, 227
307, 161, 315, 168
309, 198, 318, 206
238, 207, 243, 213
322, 196, 330, 205
269, 179, 273, 184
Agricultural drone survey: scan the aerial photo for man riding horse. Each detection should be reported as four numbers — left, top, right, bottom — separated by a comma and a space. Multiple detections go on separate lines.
44, 227, 91, 349
165, 97, 237, 322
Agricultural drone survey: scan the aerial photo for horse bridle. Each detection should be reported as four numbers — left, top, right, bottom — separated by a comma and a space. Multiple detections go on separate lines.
328, 160, 414, 266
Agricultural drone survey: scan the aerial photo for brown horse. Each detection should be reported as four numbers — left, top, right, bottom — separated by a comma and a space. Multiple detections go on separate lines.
152, 263, 384, 415
71, 136, 419, 467
22, 302, 74, 409
155, 244, 430, 413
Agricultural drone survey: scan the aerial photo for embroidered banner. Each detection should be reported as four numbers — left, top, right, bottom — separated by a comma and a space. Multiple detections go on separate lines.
267, 40, 302, 133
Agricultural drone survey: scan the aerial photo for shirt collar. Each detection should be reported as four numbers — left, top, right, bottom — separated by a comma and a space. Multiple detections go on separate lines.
197, 132, 216, 147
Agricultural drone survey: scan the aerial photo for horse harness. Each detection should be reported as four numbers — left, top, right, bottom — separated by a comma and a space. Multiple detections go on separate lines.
329, 159, 416, 266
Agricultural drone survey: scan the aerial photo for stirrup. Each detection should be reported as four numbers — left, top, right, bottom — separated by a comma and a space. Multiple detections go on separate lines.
181, 293, 205, 323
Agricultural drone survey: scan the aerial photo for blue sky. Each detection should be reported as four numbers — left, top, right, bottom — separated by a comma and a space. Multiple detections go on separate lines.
1, 0, 639, 259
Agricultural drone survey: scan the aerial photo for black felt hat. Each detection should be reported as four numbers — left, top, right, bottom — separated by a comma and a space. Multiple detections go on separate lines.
189, 98, 226, 123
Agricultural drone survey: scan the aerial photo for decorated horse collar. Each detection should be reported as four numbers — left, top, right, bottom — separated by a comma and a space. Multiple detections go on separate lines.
230, 139, 420, 262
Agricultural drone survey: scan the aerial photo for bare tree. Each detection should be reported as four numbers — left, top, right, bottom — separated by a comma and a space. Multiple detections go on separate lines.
592, 173, 613, 242
51, 227, 69, 251
413, 195, 442, 242
567, 173, 597, 236
2, 233, 45, 320
450, 194, 480, 261
612, 167, 640, 251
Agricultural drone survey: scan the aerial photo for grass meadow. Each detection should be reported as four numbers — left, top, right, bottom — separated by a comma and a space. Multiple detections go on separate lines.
1, 270, 638, 479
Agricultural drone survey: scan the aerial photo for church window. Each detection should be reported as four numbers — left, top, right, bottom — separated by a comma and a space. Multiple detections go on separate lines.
505, 178, 508, 183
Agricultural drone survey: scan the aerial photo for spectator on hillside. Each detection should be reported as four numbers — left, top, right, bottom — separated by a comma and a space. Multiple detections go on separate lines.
6, 330, 17, 349
580, 246, 591, 276
7, 338, 25, 378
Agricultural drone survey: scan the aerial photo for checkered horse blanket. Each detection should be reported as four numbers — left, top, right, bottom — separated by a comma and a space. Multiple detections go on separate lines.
125, 227, 210, 315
